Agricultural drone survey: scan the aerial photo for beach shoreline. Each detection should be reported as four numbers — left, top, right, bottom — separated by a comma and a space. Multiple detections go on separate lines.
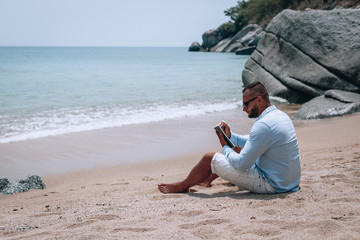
0, 107, 251, 181
1, 108, 360, 239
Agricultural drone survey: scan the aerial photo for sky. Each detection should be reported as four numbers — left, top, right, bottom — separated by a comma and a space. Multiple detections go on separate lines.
0, 0, 238, 47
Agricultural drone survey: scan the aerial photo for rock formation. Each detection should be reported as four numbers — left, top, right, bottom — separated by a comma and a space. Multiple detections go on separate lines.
0, 175, 46, 195
213, 24, 263, 54
189, 23, 264, 55
188, 41, 203, 52
242, 9, 360, 118
202, 28, 225, 49
295, 90, 360, 119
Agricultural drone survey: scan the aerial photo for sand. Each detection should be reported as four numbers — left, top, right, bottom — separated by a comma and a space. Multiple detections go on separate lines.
0, 108, 359, 239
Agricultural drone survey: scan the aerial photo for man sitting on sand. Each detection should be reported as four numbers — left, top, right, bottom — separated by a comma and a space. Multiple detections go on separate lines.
158, 81, 301, 194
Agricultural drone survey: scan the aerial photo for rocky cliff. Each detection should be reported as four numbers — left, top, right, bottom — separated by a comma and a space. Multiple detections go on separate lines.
189, 23, 263, 55
189, 0, 360, 55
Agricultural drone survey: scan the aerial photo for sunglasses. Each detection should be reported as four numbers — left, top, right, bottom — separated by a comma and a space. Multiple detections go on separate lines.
243, 96, 258, 109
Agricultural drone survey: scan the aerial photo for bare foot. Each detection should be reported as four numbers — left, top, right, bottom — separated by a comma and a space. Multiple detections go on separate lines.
158, 182, 189, 194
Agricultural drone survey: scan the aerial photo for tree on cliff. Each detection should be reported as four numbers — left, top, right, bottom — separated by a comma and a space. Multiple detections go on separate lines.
225, 0, 292, 32
225, 0, 360, 33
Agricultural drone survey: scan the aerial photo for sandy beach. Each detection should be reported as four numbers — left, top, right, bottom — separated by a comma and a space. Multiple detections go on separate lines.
1, 107, 360, 239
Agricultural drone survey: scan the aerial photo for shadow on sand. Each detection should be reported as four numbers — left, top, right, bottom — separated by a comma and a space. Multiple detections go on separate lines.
187, 189, 293, 201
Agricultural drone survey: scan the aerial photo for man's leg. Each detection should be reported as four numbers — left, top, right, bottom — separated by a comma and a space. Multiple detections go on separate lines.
211, 153, 276, 194
198, 173, 219, 188
158, 152, 216, 194
197, 147, 240, 188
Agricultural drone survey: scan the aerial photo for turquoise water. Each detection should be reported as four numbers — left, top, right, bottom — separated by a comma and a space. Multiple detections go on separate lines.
0, 47, 249, 143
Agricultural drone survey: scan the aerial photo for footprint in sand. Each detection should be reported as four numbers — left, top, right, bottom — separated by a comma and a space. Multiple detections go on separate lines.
178, 210, 203, 217
151, 194, 185, 201
97, 214, 119, 221
66, 215, 119, 230
66, 220, 96, 229
111, 182, 129, 186
142, 177, 157, 181
178, 219, 230, 229
111, 227, 156, 233
328, 197, 360, 203
320, 174, 346, 179
264, 209, 277, 216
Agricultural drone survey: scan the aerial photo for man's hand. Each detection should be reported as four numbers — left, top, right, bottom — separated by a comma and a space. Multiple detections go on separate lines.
219, 121, 231, 138
215, 121, 232, 147
215, 131, 241, 153
215, 130, 228, 147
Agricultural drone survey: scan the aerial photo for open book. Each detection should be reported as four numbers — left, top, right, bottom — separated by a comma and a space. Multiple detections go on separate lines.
214, 124, 235, 148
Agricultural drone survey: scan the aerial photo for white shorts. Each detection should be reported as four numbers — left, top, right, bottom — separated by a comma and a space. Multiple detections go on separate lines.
211, 153, 276, 194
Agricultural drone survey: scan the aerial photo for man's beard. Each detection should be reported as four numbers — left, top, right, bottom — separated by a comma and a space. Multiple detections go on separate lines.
248, 105, 259, 118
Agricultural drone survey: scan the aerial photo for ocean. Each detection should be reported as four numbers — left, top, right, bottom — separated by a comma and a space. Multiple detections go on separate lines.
0, 47, 249, 144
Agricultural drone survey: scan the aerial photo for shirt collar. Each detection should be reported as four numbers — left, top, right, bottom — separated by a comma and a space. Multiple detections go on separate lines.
256, 105, 277, 122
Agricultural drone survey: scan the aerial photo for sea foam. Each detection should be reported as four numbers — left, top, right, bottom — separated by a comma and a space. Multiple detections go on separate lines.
0, 101, 241, 143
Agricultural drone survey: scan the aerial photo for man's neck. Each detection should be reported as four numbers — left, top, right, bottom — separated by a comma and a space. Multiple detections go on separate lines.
257, 104, 272, 118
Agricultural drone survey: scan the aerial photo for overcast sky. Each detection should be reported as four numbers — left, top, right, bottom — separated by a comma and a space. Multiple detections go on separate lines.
0, 0, 238, 47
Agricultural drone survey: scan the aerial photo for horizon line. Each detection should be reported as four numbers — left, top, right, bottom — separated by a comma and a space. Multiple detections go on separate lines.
0, 45, 190, 48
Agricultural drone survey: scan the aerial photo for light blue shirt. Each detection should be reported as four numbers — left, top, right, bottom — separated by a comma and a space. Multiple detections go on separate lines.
222, 105, 301, 193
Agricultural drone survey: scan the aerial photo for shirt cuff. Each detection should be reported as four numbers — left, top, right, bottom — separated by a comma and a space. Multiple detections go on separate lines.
230, 132, 237, 144
222, 145, 232, 155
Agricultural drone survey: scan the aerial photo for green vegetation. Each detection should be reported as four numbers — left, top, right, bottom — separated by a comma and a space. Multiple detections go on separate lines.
224, 0, 360, 33
224, 0, 297, 33
217, 22, 236, 38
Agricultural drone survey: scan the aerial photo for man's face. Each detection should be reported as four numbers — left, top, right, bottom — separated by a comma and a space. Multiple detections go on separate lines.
243, 90, 259, 118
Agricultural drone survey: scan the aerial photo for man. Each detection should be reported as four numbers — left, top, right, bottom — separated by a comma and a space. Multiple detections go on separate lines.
158, 81, 301, 194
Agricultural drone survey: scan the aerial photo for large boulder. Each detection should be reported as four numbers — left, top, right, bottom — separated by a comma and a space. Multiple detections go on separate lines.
212, 24, 264, 54
325, 89, 360, 103
242, 9, 360, 104
295, 90, 360, 119
189, 23, 264, 54
201, 22, 235, 50
0, 178, 10, 192
188, 41, 204, 52
202, 29, 224, 49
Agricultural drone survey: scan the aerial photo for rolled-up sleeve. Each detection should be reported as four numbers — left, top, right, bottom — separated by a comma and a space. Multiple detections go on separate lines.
222, 122, 272, 171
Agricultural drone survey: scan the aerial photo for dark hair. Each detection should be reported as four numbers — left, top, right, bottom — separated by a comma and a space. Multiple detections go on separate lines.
242, 81, 269, 101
